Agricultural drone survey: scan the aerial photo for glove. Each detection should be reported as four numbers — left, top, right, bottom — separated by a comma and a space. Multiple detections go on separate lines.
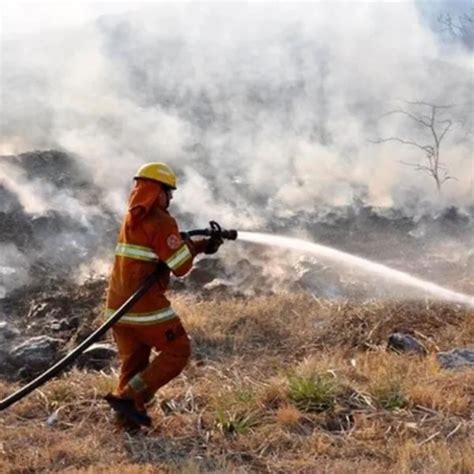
204, 236, 223, 254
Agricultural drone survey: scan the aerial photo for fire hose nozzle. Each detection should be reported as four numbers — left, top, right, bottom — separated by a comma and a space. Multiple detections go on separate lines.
220, 229, 238, 240
183, 220, 238, 240
209, 220, 238, 240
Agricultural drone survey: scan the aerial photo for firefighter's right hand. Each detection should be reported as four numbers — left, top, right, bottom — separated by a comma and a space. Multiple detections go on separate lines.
204, 236, 223, 254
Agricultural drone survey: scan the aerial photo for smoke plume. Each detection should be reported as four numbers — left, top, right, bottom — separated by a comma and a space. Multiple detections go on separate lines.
0, 2, 472, 298
1, 2, 472, 225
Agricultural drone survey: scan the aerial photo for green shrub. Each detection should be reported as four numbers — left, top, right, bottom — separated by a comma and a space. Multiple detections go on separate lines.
288, 374, 339, 413
215, 410, 259, 435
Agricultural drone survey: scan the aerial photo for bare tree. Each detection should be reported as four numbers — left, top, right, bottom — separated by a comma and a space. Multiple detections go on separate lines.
438, 9, 474, 49
374, 101, 456, 192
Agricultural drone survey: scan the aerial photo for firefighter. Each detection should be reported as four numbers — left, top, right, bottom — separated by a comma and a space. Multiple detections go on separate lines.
104, 162, 222, 427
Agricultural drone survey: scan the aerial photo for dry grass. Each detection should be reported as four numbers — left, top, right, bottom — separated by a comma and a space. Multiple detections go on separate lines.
1, 294, 473, 473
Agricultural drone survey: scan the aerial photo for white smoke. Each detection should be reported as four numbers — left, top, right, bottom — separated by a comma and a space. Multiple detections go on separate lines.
1, 2, 473, 224
0, 160, 102, 225
0, 244, 30, 297
0, 162, 49, 214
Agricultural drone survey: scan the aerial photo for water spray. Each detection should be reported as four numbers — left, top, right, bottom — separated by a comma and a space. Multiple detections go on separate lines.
238, 231, 474, 308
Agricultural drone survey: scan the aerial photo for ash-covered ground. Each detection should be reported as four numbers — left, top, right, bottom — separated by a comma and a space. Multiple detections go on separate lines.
0, 150, 472, 380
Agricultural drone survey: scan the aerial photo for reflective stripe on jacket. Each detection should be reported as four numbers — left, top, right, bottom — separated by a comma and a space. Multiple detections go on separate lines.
115, 243, 158, 262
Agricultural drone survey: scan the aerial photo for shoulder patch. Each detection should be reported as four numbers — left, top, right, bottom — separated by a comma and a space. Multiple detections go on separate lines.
167, 234, 182, 250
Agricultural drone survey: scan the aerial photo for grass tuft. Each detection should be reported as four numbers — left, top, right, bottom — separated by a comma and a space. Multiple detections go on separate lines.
275, 404, 302, 427
288, 373, 340, 413
215, 409, 259, 435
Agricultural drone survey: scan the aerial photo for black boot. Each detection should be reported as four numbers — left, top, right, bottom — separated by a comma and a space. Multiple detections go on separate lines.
104, 393, 152, 427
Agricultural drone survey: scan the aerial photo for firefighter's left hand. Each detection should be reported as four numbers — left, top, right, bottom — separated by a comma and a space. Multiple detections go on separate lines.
204, 236, 223, 254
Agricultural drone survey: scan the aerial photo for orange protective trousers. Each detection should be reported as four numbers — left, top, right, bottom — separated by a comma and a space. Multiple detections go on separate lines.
112, 317, 191, 410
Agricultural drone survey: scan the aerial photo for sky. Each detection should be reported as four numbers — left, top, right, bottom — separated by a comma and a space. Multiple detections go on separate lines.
0, 1, 444, 37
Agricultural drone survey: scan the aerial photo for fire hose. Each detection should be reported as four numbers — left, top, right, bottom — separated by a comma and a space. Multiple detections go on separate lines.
0, 221, 237, 411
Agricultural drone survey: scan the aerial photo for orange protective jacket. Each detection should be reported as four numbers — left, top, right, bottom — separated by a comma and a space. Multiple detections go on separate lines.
106, 179, 205, 325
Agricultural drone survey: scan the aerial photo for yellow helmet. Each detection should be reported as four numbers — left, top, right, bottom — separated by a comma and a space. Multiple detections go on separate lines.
134, 162, 177, 189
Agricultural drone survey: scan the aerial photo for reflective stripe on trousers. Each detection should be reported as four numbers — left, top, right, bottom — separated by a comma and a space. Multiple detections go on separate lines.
105, 307, 177, 325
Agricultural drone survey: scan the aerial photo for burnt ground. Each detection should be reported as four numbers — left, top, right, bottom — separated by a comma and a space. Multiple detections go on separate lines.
0, 150, 118, 295
0, 276, 107, 346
